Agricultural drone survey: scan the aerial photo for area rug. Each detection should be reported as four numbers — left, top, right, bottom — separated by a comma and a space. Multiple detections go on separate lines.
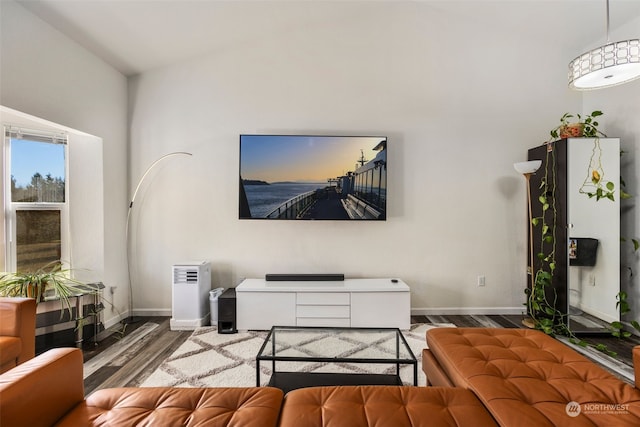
140, 323, 454, 388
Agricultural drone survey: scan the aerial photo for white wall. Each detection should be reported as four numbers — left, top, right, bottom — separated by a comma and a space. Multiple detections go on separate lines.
0, 1, 129, 325
128, 2, 583, 316
584, 15, 640, 329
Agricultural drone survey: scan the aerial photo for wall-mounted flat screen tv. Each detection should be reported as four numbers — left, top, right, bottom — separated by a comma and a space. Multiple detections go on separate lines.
239, 135, 387, 220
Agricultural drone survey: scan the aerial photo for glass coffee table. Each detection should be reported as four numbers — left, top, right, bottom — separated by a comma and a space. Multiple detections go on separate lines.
256, 326, 417, 393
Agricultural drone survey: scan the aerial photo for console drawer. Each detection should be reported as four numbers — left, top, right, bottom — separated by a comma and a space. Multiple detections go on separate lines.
296, 305, 350, 318
297, 292, 350, 305
297, 317, 351, 327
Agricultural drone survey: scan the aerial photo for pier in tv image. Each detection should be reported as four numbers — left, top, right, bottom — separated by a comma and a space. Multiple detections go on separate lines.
239, 135, 387, 220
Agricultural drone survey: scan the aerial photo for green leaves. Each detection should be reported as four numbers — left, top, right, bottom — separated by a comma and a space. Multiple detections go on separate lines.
547, 111, 606, 142
538, 195, 550, 211
616, 291, 630, 315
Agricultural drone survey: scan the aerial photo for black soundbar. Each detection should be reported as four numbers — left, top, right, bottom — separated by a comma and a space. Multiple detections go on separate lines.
265, 274, 345, 282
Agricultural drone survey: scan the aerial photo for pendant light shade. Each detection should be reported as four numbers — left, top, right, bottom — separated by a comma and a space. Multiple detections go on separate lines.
568, 1, 640, 90
569, 39, 640, 90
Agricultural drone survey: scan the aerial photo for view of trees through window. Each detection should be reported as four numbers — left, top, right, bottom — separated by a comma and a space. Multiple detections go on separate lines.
11, 139, 65, 203
8, 137, 66, 272
11, 173, 65, 203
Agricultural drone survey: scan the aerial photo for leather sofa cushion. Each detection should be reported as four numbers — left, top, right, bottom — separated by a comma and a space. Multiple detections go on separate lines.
0, 347, 84, 427
0, 297, 36, 373
426, 328, 640, 427
278, 385, 498, 427
0, 336, 21, 371
57, 387, 284, 427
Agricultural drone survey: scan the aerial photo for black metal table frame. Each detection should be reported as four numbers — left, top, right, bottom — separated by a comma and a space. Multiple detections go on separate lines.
42, 282, 104, 347
255, 325, 418, 389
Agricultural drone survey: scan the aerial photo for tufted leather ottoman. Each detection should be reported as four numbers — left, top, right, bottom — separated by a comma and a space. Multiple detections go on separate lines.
278, 385, 498, 427
423, 327, 640, 427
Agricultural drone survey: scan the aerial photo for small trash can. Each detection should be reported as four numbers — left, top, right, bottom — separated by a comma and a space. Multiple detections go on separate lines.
209, 288, 224, 326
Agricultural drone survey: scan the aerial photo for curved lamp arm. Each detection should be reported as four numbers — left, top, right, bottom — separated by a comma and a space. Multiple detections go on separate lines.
129, 151, 193, 209
124, 151, 193, 323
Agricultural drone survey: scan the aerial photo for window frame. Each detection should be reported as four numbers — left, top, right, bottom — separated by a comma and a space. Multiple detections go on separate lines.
3, 128, 70, 272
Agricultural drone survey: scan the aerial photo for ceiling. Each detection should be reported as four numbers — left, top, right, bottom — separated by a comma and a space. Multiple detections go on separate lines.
14, 0, 640, 77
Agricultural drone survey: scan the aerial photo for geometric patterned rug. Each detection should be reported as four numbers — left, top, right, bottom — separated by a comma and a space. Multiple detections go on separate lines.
140, 323, 454, 388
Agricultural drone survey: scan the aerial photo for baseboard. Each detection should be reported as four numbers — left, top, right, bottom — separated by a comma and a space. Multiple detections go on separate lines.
132, 308, 173, 317
118, 307, 524, 320
102, 308, 171, 330
411, 307, 524, 316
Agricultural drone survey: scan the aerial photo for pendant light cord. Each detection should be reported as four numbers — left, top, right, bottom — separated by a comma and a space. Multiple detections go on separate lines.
605, 0, 610, 43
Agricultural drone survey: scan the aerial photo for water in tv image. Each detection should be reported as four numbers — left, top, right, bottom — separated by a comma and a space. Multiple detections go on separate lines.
239, 135, 387, 220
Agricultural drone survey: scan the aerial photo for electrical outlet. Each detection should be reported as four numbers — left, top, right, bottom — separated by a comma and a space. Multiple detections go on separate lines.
477, 275, 486, 287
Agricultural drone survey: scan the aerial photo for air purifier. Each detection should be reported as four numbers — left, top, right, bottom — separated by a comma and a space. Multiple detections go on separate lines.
170, 261, 211, 330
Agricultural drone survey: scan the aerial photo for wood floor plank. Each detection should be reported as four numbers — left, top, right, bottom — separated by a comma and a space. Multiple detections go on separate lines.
83, 322, 160, 377
86, 327, 190, 395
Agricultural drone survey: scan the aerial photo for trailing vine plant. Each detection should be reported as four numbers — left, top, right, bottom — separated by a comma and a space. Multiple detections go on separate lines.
525, 112, 620, 356
578, 136, 616, 201
549, 111, 616, 202
612, 161, 640, 340
527, 145, 616, 355
526, 144, 565, 336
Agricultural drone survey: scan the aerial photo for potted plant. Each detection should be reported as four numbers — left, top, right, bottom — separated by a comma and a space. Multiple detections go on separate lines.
0, 262, 87, 318
549, 110, 606, 140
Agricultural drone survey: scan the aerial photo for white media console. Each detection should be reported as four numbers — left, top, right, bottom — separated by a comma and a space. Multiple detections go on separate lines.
236, 278, 410, 330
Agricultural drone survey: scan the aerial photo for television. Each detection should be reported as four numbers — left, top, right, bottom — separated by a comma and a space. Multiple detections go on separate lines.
239, 135, 387, 220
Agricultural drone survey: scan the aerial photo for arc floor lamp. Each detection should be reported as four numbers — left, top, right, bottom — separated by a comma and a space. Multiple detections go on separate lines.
123, 151, 193, 324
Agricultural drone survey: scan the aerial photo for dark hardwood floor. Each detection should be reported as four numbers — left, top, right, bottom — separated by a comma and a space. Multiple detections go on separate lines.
82, 316, 192, 395
78, 314, 640, 396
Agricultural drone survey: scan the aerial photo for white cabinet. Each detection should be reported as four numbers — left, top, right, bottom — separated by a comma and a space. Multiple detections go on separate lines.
351, 292, 410, 328
236, 278, 410, 330
235, 292, 296, 330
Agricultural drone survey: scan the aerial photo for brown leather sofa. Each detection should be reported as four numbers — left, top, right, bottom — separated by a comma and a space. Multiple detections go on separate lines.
1, 347, 496, 427
279, 384, 497, 426
0, 297, 36, 373
423, 327, 640, 427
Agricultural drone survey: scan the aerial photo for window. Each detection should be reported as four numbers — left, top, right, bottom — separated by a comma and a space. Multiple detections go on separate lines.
4, 129, 68, 273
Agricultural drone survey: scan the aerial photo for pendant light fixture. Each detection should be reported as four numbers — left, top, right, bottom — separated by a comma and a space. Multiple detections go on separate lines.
568, 0, 640, 90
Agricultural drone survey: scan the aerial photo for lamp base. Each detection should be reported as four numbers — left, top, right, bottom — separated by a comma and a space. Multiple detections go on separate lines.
521, 317, 536, 329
